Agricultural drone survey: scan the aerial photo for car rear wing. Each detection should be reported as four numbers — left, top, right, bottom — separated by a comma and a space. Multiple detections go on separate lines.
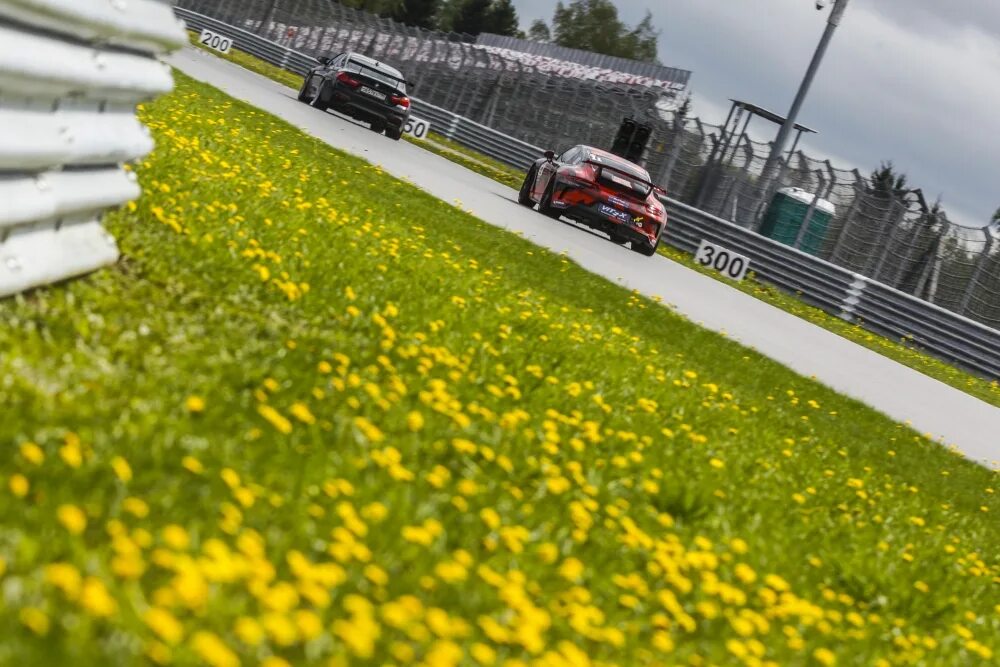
585, 160, 654, 198
345, 60, 409, 91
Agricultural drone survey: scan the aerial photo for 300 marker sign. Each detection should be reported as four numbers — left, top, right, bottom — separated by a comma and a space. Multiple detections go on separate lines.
695, 240, 750, 281
199, 28, 233, 54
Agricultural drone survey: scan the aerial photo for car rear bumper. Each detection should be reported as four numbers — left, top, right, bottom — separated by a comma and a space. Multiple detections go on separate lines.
556, 201, 660, 244
324, 83, 408, 127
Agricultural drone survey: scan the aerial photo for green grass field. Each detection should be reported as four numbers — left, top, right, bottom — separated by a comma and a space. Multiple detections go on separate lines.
0, 72, 997, 666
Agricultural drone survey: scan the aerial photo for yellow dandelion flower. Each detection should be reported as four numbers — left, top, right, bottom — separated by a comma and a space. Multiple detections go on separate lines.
471, 643, 496, 665
9, 474, 29, 498
406, 411, 425, 432
45, 562, 82, 599
294, 609, 323, 641
185, 396, 206, 413
163, 524, 190, 550
60, 437, 83, 468
234, 617, 264, 646
182, 456, 204, 474
258, 404, 293, 434
191, 631, 240, 667
80, 577, 118, 617
813, 648, 836, 666
123, 497, 150, 518
289, 402, 316, 425
19, 607, 50, 636
144, 608, 184, 645
558, 557, 584, 581
111, 456, 133, 483
57, 504, 87, 534
19, 442, 44, 465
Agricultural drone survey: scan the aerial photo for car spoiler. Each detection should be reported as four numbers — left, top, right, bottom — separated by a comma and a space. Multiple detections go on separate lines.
585, 159, 654, 194
347, 60, 409, 88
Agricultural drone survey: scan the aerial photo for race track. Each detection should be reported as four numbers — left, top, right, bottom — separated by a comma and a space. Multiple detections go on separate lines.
169, 47, 999, 464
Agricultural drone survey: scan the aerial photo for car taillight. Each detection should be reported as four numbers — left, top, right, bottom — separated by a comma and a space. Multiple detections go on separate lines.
336, 72, 361, 88
390, 94, 410, 108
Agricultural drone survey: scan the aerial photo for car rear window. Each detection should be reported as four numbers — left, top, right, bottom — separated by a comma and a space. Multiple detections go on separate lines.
345, 59, 406, 92
586, 151, 650, 182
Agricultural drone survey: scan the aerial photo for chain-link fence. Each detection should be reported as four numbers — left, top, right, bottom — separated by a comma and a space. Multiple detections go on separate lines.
175, 0, 1000, 331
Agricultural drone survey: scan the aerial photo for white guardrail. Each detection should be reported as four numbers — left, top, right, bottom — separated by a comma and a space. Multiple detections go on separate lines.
160, 10, 1000, 381
0, 0, 187, 298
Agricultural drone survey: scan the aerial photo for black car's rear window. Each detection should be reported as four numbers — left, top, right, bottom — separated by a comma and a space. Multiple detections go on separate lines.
345, 59, 406, 93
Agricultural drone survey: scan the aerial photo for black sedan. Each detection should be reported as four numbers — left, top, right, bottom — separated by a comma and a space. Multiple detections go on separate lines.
298, 52, 411, 140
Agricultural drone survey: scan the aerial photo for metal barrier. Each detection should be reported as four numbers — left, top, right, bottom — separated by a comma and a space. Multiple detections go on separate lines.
661, 200, 1000, 380
170, 9, 1000, 380
0, 0, 186, 298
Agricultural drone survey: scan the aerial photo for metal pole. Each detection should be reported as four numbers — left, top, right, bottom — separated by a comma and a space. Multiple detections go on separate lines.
760, 0, 850, 184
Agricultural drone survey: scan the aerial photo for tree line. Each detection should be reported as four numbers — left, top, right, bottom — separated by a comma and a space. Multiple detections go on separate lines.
340, 0, 660, 63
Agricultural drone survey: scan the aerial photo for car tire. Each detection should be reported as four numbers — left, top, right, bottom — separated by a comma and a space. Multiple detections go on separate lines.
632, 236, 660, 256
386, 127, 402, 141
517, 166, 537, 207
297, 76, 311, 102
370, 121, 385, 134
537, 180, 561, 219
309, 77, 328, 111
608, 232, 625, 245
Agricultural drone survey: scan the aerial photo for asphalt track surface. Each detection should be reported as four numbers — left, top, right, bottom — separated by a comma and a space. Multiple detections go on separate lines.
170, 48, 999, 465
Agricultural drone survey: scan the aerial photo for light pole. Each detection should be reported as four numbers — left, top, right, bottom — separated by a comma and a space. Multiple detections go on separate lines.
760, 0, 851, 185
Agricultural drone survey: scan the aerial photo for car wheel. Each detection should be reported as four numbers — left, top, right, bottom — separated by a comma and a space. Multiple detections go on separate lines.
370, 121, 385, 134
632, 236, 660, 256
608, 232, 625, 245
537, 180, 561, 219
386, 127, 402, 141
309, 78, 328, 111
517, 166, 537, 207
297, 76, 311, 102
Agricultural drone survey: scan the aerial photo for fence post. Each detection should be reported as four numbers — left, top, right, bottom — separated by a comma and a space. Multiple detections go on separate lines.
829, 180, 864, 263
959, 232, 995, 316
656, 117, 686, 189
868, 194, 904, 279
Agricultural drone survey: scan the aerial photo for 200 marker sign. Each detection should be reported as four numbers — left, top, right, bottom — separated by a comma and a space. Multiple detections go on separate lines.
199, 28, 233, 54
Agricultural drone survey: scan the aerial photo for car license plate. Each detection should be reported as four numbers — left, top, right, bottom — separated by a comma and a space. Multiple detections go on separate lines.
360, 86, 385, 101
598, 204, 630, 224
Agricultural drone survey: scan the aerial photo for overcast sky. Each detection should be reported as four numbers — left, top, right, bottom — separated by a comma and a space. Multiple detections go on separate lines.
511, 0, 999, 226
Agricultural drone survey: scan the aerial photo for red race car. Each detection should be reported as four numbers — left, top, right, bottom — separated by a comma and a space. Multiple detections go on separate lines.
518, 145, 667, 256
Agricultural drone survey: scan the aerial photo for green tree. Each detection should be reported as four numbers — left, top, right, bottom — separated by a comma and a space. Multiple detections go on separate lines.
446, 0, 493, 34
551, 0, 660, 63
341, 0, 399, 13
527, 18, 551, 42
488, 0, 519, 36
440, 0, 520, 36
992, 207, 1000, 225
387, 0, 440, 28
868, 161, 908, 199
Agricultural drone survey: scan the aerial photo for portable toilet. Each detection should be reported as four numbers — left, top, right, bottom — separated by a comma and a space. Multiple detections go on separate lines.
759, 187, 836, 256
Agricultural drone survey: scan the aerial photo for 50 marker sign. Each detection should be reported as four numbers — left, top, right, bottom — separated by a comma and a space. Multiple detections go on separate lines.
199, 28, 233, 54
695, 240, 750, 281
403, 117, 430, 139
